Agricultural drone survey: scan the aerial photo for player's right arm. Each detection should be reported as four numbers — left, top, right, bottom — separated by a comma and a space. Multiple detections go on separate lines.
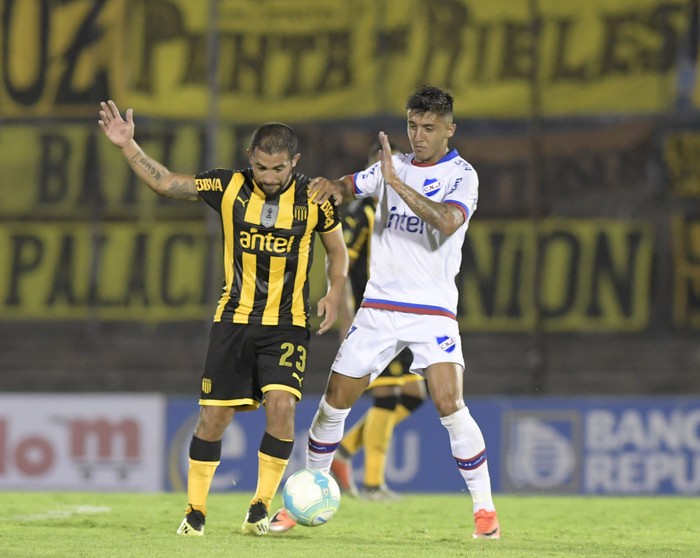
377, 131, 465, 236
308, 175, 355, 206
98, 100, 199, 201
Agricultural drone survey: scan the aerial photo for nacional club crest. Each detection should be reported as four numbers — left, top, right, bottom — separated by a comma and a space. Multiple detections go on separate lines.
423, 178, 443, 197
436, 335, 456, 353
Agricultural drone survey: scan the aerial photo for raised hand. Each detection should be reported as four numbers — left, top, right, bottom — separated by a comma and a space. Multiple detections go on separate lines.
98, 100, 134, 148
378, 131, 398, 187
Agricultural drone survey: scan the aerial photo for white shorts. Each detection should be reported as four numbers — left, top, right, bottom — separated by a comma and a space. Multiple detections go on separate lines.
332, 308, 464, 382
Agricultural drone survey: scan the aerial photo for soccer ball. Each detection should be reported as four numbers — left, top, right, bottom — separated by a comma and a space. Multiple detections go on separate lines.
282, 468, 341, 527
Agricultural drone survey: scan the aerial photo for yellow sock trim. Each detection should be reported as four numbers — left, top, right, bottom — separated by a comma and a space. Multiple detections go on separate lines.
363, 407, 396, 487
187, 458, 220, 515
341, 414, 366, 456
251, 452, 288, 512
394, 404, 411, 425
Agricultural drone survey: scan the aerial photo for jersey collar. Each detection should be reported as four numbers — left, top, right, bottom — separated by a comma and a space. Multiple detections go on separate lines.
410, 148, 459, 167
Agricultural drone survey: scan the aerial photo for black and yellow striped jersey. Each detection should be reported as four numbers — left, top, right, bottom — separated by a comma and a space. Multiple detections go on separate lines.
342, 197, 375, 311
196, 168, 341, 328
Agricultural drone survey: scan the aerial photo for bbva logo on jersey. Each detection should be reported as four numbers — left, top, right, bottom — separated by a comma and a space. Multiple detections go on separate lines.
436, 336, 456, 353
422, 178, 443, 197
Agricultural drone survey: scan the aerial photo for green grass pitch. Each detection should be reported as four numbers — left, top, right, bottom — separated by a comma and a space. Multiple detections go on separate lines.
0, 492, 697, 557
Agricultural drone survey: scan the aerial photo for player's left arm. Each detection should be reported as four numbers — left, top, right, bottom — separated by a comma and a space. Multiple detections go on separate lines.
316, 226, 349, 336
378, 132, 465, 236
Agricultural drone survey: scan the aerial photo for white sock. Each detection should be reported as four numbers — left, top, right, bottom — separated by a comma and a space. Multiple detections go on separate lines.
440, 407, 495, 513
306, 396, 351, 472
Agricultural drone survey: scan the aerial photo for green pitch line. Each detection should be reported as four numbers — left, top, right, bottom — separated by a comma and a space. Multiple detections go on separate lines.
0, 492, 697, 558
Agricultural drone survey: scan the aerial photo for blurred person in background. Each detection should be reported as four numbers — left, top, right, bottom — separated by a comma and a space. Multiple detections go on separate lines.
331, 139, 427, 501
271, 85, 500, 539
98, 100, 348, 537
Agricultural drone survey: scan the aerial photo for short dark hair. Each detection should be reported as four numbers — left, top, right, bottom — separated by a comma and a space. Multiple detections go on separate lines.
405, 85, 454, 117
249, 122, 298, 156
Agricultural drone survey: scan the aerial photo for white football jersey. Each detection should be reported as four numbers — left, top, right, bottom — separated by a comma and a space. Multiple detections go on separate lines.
351, 149, 478, 319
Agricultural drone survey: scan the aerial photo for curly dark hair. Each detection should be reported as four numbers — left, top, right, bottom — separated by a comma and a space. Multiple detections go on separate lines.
405, 85, 454, 117
249, 122, 298, 156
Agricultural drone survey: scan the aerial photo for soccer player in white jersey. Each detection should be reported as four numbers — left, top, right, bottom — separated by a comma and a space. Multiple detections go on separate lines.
271, 85, 500, 539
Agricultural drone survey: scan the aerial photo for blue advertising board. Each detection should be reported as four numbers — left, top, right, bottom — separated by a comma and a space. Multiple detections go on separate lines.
165, 396, 700, 495
496, 397, 700, 495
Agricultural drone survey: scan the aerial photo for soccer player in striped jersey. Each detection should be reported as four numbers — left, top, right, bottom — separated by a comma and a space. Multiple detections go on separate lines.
271, 86, 500, 539
98, 101, 348, 537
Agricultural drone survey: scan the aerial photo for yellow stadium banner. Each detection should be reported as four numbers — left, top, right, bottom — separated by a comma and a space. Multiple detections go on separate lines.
0, 122, 236, 218
0, 221, 215, 321
0, 0, 691, 120
0, 221, 332, 322
392, 0, 690, 118
121, 0, 379, 122
0, 0, 127, 118
459, 219, 654, 332
664, 131, 700, 199
0, 218, 654, 329
672, 213, 700, 328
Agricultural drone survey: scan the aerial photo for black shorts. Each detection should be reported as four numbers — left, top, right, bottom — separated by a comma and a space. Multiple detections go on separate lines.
199, 321, 310, 411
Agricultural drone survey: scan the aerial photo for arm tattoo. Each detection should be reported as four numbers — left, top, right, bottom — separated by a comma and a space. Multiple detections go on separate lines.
393, 182, 461, 231
130, 150, 165, 185
124, 144, 197, 200
168, 178, 195, 198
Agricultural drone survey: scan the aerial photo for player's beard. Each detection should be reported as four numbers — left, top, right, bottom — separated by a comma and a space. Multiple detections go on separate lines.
261, 174, 293, 198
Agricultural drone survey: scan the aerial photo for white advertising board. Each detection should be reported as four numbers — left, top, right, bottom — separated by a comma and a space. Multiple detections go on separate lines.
0, 394, 165, 491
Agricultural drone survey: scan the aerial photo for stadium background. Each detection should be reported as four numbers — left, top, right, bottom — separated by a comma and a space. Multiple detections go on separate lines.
1, 0, 699, 495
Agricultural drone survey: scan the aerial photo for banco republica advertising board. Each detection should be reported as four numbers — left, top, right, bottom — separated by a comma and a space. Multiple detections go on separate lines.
3, 394, 695, 494
164, 395, 700, 495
